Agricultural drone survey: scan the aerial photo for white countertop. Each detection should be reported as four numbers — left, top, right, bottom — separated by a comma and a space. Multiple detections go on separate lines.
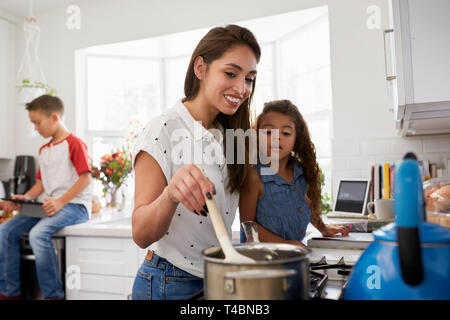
56, 210, 132, 238
8, 208, 381, 244
304, 216, 377, 265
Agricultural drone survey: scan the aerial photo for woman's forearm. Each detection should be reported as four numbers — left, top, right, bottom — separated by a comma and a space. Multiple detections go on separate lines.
132, 186, 179, 248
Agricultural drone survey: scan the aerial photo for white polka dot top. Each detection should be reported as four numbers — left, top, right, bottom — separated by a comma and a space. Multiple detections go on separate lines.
132, 100, 239, 278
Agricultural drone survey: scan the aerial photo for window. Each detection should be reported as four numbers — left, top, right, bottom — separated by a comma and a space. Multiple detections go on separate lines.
86, 55, 161, 132
78, 6, 333, 222
276, 13, 333, 197
165, 55, 191, 107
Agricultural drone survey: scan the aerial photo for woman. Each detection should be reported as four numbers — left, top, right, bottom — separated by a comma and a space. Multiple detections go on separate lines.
131, 24, 261, 300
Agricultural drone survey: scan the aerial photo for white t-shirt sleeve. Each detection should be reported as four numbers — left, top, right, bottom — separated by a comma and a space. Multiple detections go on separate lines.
132, 120, 172, 185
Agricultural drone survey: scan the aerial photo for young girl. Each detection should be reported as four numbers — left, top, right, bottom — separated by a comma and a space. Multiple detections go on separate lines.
131, 25, 260, 300
239, 99, 348, 246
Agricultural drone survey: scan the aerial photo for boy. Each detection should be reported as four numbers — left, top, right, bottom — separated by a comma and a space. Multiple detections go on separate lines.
0, 95, 92, 300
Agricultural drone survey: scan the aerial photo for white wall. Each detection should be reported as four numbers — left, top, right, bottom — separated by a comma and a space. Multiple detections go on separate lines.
0, 14, 17, 180
325, 0, 450, 197
13, 0, 329, 157
6, 0, 450, 194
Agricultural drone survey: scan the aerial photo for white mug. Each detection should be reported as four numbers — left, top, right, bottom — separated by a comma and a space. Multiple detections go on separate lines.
367, 199, 394, 221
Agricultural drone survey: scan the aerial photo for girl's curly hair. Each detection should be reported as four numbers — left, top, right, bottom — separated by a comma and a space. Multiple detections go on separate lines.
256, 99, 322, 219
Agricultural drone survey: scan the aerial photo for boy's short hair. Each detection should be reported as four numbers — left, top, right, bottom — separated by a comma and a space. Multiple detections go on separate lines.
25, 95, 64, 116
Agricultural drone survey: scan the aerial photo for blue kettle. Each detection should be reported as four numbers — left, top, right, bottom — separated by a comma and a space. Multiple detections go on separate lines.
344, 153, 450, 299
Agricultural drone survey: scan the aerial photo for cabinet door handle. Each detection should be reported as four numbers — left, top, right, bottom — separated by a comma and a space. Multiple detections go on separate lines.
383, 29, 396, 81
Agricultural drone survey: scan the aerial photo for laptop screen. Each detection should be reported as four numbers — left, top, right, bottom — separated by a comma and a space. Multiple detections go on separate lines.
334, 180, 369, 213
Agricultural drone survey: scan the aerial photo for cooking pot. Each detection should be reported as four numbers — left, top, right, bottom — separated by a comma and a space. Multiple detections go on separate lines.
202, 241, 311, 300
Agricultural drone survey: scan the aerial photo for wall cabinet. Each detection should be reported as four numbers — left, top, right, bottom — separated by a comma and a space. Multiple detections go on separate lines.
65, 236, 146, 300
385, 0, 450, 136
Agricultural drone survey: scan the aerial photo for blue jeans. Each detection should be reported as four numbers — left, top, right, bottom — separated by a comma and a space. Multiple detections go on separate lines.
132, 251, 203, 300
0, 203, 88, 299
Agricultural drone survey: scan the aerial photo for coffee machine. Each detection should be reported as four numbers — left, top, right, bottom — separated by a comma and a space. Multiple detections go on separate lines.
3, 156, 36, 197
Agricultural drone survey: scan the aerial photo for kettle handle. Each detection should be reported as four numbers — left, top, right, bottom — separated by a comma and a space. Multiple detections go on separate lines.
394, 153, 424, 286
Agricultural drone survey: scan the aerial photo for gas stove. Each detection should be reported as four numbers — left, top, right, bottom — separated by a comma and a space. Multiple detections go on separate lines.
187, 255, 353, 300
309, 256, 353, 300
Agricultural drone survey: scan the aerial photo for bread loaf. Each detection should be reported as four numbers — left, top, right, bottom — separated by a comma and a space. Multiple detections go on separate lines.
430, 185, 450, 200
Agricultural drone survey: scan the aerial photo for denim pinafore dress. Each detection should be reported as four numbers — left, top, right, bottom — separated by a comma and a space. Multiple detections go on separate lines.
241, 160, 311, 243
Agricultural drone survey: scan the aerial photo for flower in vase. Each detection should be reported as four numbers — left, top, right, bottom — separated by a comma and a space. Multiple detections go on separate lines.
90, 146, 133, 208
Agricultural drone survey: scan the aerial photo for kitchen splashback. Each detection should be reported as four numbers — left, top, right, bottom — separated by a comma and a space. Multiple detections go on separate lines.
0, 159, 14, 181
331, 135, 450, 200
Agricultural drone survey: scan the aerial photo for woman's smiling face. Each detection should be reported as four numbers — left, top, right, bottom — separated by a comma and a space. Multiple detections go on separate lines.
198, 45, 257, 115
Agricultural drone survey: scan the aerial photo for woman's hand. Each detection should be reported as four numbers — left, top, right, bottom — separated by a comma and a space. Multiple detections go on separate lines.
319, 225, 349, 237
166, 164, 216, 216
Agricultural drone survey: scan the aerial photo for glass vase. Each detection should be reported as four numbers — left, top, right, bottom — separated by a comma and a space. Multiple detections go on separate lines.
104, 185, 125, 212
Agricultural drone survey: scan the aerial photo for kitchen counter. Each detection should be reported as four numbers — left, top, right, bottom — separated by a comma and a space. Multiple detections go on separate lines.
0, 208, 133, 238
57, 210, 244, 240
56, 211, 132, 238
305, 216, 378, 263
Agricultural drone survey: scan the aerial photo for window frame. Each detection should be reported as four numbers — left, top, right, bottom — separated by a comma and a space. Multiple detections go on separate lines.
79, 12, 333, 214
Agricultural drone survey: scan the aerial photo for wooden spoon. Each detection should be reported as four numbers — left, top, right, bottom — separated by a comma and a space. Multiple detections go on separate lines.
197, 165, 255, 264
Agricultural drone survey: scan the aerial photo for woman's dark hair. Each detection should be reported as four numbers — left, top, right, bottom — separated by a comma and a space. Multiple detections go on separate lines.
256, 99, 322, 218
183, 24, 261, 193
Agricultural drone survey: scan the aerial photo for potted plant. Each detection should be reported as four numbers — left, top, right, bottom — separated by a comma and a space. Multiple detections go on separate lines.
17, 78, 57, 103
320, 168, 332, 214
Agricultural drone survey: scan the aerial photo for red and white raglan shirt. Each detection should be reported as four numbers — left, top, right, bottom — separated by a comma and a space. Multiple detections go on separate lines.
36, 134, 92, 216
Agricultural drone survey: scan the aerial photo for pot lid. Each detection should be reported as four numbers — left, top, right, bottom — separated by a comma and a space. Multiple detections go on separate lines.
374, 222, 450, 244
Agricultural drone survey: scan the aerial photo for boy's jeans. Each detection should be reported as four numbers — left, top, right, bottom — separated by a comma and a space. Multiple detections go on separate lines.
0, 203, 88, 299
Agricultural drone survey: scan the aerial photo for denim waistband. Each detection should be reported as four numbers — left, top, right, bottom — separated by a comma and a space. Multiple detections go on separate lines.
144, 251, 176, 271
143, 250, 200, 280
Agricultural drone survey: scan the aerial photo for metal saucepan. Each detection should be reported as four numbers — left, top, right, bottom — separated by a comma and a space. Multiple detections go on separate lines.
202, 222, 311, 300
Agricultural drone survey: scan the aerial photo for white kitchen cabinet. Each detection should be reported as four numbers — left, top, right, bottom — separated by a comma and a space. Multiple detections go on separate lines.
66, 273, 135, 300
0, 17, 15, 159
385, 0, 450, 136
65, 235, 146, 300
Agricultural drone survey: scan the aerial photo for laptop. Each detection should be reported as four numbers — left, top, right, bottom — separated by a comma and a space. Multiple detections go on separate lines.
325, 179, 370, 219
1, 198, 48, 218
